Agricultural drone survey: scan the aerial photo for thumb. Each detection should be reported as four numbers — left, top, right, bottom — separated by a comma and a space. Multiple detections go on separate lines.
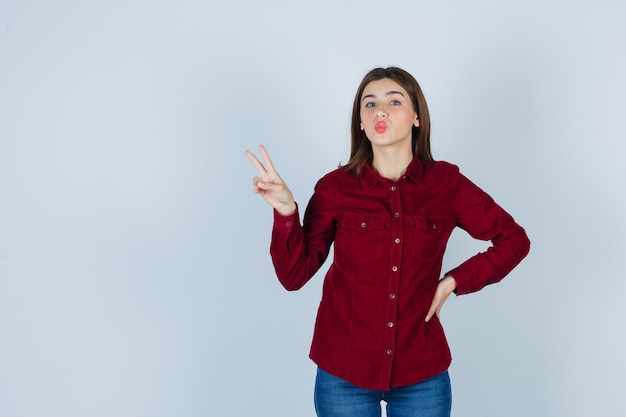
425, 298, 438, 322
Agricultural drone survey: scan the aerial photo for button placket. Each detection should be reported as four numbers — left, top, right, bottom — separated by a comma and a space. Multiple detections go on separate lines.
381, 181, 403, 382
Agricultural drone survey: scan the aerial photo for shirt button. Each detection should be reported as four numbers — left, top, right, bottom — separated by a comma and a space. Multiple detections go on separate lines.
432, 224, 437, 230
286, 221, 291, 227
389, 293, 396, 299
391, 186, 397, 191
387, 322, 394, 327
392, 266, 398, 272
394, 212, 400, 218
394, 238, 400, 244
361, 222, 367, 228
386, 349, 393, 355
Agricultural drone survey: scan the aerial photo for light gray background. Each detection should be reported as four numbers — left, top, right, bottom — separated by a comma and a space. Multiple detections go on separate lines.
1, 1, 625, 416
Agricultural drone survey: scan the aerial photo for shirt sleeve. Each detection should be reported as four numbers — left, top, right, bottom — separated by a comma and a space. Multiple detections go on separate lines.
269, 178, 337, 291
447, 173, 530, 295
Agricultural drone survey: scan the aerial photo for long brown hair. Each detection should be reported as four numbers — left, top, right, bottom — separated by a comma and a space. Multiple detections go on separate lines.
342, 67, 433, 175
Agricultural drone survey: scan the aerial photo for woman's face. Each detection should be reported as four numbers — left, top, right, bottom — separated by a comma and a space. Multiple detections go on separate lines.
359, 78, 419, 151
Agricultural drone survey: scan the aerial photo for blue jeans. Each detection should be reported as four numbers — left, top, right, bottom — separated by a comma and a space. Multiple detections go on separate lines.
314, 368, 452, 417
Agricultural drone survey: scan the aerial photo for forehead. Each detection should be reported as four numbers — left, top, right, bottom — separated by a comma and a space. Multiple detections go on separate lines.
361, 78, 408, 98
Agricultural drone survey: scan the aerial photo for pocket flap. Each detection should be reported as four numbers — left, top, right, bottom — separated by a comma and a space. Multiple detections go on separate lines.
414, 216, 447, 232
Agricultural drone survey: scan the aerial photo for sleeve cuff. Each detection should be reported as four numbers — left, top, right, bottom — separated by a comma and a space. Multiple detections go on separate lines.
273, 204, 299, 231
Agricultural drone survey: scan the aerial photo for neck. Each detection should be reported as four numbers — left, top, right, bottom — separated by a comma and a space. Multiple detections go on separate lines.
371, 146, 413, 181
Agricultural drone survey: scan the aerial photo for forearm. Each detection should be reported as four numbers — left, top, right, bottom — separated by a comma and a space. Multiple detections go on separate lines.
270, 206, 333, 291
448, 226, 530, 295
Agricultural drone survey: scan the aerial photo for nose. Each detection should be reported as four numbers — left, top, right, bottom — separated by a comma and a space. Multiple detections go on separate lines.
376, 107, 388, 118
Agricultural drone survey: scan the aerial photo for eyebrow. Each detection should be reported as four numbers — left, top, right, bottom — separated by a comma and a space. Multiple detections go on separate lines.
362, 90, 405, 102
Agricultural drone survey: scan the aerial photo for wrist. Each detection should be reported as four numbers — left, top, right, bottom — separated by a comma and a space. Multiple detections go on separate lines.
276, 203, 297, 217
442, 275, 457, 291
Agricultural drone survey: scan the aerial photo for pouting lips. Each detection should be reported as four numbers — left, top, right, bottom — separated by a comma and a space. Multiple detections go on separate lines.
375, 121, 387, 133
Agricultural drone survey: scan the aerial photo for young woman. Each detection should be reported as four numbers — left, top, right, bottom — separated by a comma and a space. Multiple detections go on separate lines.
246, 67, 530, 417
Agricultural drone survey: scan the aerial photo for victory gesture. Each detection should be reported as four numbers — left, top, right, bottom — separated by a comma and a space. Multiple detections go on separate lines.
245, 145, 297, 216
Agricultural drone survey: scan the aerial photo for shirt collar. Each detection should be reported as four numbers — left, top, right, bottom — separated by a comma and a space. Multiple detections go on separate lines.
359, 158, 426, 190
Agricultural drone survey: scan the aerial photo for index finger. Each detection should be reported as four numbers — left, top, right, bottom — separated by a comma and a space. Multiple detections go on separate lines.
245, 149, 268, 176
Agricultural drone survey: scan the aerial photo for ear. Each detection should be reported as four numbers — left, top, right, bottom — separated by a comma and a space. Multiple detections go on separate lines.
414, 117, 420, 127
360, 122, 364, 130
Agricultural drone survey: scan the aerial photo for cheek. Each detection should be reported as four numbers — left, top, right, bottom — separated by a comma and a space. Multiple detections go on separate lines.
361, 110, 376, 124
401, 111, 417, 125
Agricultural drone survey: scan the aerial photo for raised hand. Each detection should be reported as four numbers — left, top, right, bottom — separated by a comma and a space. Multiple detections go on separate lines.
245, 144, 297, 216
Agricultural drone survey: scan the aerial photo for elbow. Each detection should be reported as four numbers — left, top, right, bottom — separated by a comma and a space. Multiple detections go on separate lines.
279, 278, 306, 292
273, 261, 317, 291
509, 227, 531, 265
284, 285, 303, 292
496, 226, 531, 265
276, 269, 309, 291
520, 228, 531, 258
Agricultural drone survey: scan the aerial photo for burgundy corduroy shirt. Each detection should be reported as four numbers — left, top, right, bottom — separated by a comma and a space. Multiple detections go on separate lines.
270, 159, 530, 390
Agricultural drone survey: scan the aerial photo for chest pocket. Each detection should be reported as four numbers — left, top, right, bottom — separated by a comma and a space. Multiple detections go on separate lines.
411, 215, 451, 260
337, 213, 386, 262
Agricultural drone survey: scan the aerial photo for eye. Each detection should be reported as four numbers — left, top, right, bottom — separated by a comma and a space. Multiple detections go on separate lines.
364, 102, 375, 108
390, 100, 401, 106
